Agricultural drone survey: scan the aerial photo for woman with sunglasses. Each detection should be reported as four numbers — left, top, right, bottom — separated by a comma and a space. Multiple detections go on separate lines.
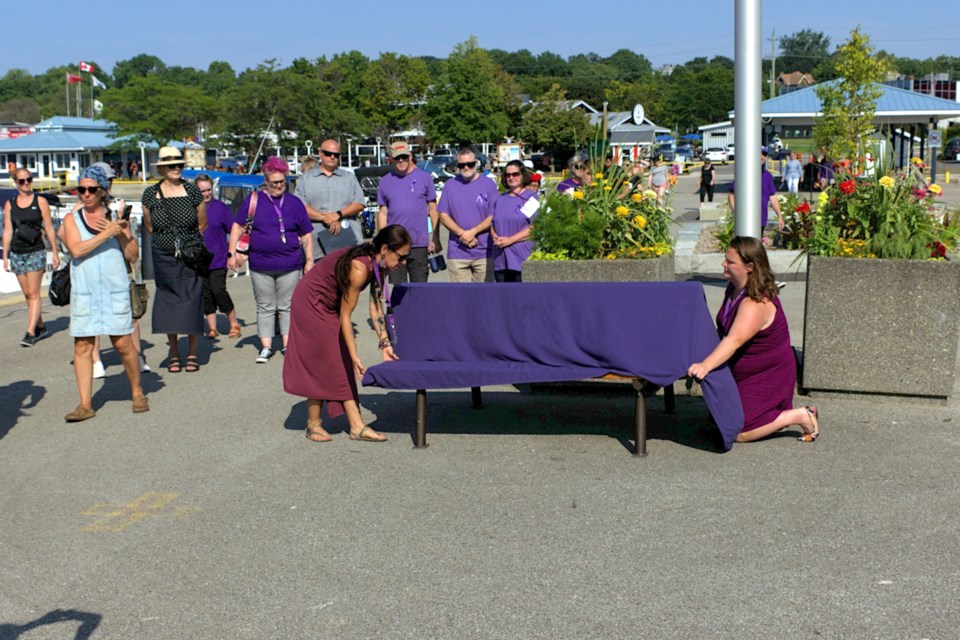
491, 161, 539, 282
60, 166, 147, 421
2, 167, 60, 346
141, 147, 206, 373
227, 157, 314, 364
284, 225, 411, 443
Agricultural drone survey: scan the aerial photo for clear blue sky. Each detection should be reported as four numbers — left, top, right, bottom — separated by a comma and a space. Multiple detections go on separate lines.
5, 1, 957, 77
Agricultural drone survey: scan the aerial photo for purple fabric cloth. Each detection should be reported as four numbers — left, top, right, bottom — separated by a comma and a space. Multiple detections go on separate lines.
377, 168, 437, 248
202, 199, 233, 270
556, 177, 581, 193
717, 286, 796, 433
362, 282, 745, 450
234, 192, 312, 272
436, 174, 499, 260
729, 169, 778, 227
492, 190, 538, 272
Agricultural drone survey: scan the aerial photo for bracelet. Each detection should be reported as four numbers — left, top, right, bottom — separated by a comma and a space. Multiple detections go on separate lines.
378, 338, 392, 350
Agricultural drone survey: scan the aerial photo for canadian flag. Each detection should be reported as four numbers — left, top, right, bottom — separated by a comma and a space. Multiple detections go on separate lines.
79, 61, 94, 73
66, 72, 82, 84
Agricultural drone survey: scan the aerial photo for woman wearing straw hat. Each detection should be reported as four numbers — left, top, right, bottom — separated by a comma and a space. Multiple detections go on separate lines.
141, 146, 206, 373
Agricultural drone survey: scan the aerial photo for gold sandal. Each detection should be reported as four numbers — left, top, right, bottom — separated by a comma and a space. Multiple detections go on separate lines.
305, 420, 332, 443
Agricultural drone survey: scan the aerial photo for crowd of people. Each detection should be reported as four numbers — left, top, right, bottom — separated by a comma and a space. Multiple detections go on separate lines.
1, 141, 820, 444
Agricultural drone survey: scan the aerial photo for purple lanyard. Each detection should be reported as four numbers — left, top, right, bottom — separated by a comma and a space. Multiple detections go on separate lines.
267, 193, 286, 243
372, 257, 389, 304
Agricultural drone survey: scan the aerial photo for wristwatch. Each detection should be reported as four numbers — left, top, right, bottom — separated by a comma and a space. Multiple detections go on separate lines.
227, 251, 233, 257
336, 210, 343, 221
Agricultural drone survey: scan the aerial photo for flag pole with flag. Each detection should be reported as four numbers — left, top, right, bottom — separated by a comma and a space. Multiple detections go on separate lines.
79, 62, 95, 117
66, 72, 82, 116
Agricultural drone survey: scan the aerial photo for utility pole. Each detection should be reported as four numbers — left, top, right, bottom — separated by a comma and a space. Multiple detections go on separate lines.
770, 29, 777, 100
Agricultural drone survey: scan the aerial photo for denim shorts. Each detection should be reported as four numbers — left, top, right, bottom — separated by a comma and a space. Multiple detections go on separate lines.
8, 249, 47, 275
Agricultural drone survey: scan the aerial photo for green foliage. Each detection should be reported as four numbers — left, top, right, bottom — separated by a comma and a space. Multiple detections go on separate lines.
814, 28, 886, 162
712, 211, 736, 249
516, 85, 591, 157
422, 38, 512, 144
531, 170, 675, 260
779, 30, 831, 73
101, 74, 217, 145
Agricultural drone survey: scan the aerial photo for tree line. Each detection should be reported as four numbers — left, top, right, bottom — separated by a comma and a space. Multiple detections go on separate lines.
0, 32, 956, 158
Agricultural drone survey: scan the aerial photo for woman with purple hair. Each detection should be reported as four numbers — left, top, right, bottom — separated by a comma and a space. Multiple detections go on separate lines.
228, 157, 314, 363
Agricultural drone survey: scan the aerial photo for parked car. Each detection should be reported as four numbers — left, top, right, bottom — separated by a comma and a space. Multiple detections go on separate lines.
430, 154, 456, 172
725, 143, 735, 160
704, 147, 728, 164
941, 137, 960, 161
416, 160, 454, 183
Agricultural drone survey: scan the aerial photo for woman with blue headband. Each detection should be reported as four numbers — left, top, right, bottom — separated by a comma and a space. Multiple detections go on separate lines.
59, 165, 148, 421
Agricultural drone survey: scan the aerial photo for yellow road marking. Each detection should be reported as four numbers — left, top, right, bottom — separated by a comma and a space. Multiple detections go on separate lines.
81, 492, 196, 532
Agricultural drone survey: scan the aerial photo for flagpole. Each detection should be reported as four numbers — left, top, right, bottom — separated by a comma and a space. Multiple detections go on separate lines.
66, 74, 71, 116
78, 80, 82, 118
90, 76, 94, 119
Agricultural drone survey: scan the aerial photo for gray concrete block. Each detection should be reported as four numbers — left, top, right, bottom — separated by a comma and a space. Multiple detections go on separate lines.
523, 256, 675, 282
801, 256, 960, 399
698, 203, 726, 221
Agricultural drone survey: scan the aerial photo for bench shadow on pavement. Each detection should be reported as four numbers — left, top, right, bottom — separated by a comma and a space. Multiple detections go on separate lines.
0, 609, 101, 640
286, 387, 727, 453
0, 380, 45, 441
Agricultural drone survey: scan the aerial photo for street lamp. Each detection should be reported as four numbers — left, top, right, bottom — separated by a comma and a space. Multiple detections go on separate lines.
375, 137, 382, 166
137, 141, 146, 184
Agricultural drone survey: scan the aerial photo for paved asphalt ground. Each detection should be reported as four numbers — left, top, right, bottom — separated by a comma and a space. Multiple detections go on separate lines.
1, 166, 959, 638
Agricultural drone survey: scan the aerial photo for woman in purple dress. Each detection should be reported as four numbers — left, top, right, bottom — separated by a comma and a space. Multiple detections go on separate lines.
687, 236, 820, 442
491, 160, 539, 282
283, 225, 411, 443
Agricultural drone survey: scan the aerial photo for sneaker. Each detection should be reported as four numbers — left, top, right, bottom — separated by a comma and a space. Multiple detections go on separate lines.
280, 348, 286, 356
20, 333, 36, 347
35, 324, 48, 340
92, 361, 106, 379
255, 348, 272, 364
139, 356, 151, 373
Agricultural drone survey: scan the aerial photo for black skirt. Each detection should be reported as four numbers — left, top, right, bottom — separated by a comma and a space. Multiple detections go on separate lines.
152, 248, 204, 335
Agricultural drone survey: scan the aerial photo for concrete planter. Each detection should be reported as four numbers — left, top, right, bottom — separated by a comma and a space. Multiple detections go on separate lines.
523, 255, 675, 283
801, 256, 960, 400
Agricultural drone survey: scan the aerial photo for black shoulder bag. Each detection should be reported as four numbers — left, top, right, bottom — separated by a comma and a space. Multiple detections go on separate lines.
157, 180, 213, 272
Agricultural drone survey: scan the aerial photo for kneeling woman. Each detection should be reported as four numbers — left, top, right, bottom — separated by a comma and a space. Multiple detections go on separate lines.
687, 236, 819, 442
283, 225, 412, 442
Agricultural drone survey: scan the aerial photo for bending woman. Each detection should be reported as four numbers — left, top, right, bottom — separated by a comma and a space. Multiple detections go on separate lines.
283, 225, 412, 443
687, 236, 819, 442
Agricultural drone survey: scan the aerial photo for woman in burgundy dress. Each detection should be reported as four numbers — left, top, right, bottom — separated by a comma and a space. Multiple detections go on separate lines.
283, 225, 412, 443
688, 236, 820, 443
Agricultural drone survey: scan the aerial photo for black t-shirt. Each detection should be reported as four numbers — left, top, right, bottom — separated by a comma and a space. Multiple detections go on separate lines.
8, 193, 45, 253
700, 165, 716, 184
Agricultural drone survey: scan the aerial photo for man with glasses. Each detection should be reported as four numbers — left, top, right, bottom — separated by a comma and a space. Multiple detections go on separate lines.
293, 139, 365, 258
436, 147, 498, 282
376, 141, 439, 284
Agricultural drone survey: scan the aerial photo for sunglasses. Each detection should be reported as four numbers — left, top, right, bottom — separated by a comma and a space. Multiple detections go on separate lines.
164, 163, 185, 170
267, 179, 286, 187
457, 161, 477, 169
393, 154, 411, 162
76, 186, 100, 195
504, 171, 522, 178
320, 149, 341, 159
392, 249, 410, 263
17, 177, 33, 185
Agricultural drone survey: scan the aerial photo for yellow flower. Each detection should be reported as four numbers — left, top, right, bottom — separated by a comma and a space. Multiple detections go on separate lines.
633, 215, 647, 229
929, 184, 942, 195
879, 176, 895, 189
642, 190, 658, 201
911, 157, 923, 166
817, 192, 829, 207
606, 253, 617, 260
604, 185, 612, 191
595, 172, 604, 179
631, 193, 642, 202
615, 206, 629, 216
572, 190, 584, 200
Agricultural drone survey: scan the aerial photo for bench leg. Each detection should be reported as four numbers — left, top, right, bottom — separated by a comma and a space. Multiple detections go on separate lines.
632, 380, 648, 457
471, 386, 483, 409
414, 389, 429, 449
664, 383, 676, 414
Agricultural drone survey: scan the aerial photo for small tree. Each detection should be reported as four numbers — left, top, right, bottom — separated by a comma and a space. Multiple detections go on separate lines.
516, 84, 592, 158
814, 27, 887, 166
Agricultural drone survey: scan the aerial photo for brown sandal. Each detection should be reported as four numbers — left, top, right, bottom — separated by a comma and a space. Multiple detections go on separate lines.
305, 420, 332, 442
228, 325, 242, 339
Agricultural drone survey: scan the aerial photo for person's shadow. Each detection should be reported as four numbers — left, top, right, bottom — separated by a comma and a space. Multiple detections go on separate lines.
0, 609, 101, 639
0, 380, 45, 441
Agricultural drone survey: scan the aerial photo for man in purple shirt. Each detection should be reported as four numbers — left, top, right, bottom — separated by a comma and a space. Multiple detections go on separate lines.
377, 141, 439, 284
196, 174, 240, 339
437, 147, 498, 282
727, 146, 783, 234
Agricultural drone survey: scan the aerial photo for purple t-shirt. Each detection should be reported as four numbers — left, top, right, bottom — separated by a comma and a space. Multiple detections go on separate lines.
729, 169, 778, 227
436, 174, 499, 260
202, 199, 233, 271
556, 177, 581, 193
492, 190, 539, 272
377, 168, 436, 248
234, 192, 312, 272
